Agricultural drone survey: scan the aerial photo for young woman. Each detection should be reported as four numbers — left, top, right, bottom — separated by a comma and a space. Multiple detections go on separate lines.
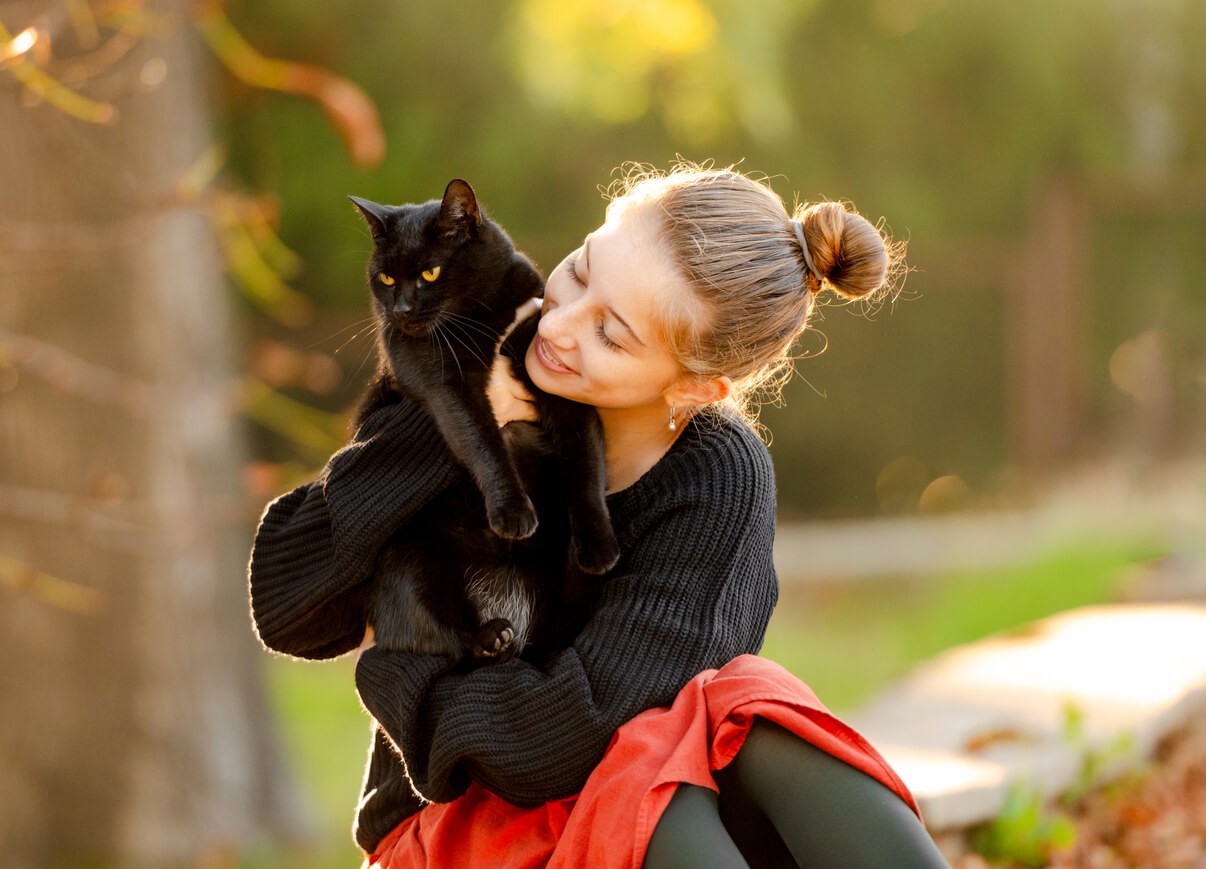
249, 162, 949, 867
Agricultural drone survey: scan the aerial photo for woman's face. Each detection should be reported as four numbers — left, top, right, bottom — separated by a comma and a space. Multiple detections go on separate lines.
524, 206, 690, 411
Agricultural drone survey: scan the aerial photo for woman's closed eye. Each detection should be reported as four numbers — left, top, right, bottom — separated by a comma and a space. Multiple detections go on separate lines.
569, 255, 586, 287
596, 321, 621, 351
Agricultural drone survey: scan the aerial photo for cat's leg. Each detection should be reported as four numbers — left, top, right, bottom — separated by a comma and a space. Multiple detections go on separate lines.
370, 545, 473, 657
537, 392, 620, 574
504, 314, 619, 574
471, 619, 515, 660
424, 385, 538, 540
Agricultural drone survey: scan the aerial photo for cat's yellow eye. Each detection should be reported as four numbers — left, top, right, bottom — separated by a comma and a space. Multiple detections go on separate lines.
421, 266, 441, 283
378, 272, 395, 286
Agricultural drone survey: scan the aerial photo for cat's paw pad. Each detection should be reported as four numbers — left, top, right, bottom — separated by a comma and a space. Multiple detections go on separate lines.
572, 524, 621, 575
487, 493, 538, 540
473, 619, 515, 660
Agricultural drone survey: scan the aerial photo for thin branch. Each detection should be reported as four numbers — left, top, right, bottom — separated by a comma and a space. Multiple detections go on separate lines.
191, 0, 384, 168
0, 222, 152, 263
0, 554, 106, 616
0, 482, 153, 554
0, 482, 277, 547
0, 327, 158, 416
0, 329, 347, 458
240, 377, 347, 461
209, 191, 313, 326
55, 28, 138, 88
0, 16, 117, 123
0, 21, 38, 65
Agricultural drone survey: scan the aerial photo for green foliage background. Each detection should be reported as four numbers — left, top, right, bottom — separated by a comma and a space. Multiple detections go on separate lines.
219, 0, 1205, 517
200, 3, 1205, 862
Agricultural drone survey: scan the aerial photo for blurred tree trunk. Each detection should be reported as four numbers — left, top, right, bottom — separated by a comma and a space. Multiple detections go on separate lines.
0, 0, 306, 864
1005, 176, 1090, 476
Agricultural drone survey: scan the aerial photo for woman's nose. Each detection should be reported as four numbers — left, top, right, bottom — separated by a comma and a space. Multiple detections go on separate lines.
539, 298, 581, 348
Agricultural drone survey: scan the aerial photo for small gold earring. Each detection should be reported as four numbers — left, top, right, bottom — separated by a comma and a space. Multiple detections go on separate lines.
668, 406, 678, 432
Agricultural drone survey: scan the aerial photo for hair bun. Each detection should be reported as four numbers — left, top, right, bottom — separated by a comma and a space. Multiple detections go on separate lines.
797, 201, 892, 300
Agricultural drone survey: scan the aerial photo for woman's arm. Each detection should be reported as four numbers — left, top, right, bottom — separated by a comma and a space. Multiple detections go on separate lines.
248, 397, 463, 659
355, 422, 778, 805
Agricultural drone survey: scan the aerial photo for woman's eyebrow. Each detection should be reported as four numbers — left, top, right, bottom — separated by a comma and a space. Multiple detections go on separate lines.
585, 233, 644, 347
607, 306, 645, 347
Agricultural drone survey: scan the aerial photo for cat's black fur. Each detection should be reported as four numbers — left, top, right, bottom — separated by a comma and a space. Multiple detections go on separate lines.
349, 179, 618, 663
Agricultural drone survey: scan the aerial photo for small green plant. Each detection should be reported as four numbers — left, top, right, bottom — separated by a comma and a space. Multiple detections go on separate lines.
968, 704, 1144, 865
968, 783, 1077, 866
1058, 701, 1136, 807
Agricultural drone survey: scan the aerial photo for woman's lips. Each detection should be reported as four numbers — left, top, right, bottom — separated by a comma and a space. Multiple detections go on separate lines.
534, 336, 576, 375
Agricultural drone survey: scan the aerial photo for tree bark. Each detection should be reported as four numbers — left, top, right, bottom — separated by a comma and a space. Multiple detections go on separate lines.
0, 1, 307, 863
1005, 176, 1090, 476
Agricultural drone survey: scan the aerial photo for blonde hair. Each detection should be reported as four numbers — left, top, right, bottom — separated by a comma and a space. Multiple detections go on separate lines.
607, 160, 903, 423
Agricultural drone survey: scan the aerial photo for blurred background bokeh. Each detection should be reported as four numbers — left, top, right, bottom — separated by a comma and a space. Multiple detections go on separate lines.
1, 0, 1203, 865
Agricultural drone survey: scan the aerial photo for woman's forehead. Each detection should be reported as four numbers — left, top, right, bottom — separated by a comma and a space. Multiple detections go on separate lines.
592, 212, 682, 317
592, 210, 674, 290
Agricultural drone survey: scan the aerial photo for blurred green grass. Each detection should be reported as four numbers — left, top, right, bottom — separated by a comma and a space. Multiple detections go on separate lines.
261, 533, 1164, 866
263, 653, 368, 868
761, 535, 1165, 712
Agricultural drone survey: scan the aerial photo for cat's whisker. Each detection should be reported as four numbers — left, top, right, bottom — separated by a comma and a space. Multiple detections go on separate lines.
311, 315, 378, 350
444, 328, 468, 381
443, 311, 506, 344
442, 309, 494, 330
439, 320, 491, 370
432, 323, 465, 380
466, 296, 498, 316
348, 324, 383, 382
332, 321, 380, 358
425, 324, 450, 381
441, 317, 493, 343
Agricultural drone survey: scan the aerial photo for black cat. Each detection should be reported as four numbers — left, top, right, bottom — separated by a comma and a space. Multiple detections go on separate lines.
349, 179, 619, 662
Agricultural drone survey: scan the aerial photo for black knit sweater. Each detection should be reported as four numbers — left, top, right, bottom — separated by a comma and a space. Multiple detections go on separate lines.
248, 396, 779, 851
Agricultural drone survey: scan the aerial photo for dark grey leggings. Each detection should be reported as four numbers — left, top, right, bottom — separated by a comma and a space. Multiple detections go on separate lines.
643, 719, 949, 868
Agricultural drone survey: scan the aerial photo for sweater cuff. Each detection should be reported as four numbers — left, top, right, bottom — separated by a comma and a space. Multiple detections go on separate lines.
248, 482, 340, 651
356, 647, 462, 799
355, 646, 451, 724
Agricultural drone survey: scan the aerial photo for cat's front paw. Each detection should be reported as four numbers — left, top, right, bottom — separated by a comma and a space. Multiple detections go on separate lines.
572, 525, 621, 575
473, 618, 516, 660
487, 492, 538, 540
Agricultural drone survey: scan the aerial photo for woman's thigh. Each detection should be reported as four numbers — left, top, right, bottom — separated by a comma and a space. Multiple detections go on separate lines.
717, 719, 948, 868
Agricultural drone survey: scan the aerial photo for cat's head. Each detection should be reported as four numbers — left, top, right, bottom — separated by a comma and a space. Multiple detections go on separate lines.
350, 179, 508, 336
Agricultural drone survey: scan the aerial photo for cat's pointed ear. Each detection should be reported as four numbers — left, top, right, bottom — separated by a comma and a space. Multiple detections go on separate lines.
349, 196, 390, 244
438, 179, 481, 237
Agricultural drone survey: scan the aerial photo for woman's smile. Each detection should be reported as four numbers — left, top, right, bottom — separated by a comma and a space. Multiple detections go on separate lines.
522, 207, 691, 412
533, 335, 576, 375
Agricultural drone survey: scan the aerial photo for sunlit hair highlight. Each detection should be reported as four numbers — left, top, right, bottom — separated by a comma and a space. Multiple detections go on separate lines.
605, 159, 904, 426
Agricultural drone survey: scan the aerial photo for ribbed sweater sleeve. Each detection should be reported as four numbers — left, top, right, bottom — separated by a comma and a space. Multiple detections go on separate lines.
354, 415, 779, 807
248, 398, 463, 659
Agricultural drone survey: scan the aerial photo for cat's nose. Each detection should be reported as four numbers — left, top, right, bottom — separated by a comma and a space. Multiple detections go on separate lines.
393, 298, 414, 317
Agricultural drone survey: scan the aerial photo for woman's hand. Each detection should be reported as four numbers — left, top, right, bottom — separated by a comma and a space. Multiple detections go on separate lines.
487, 299, 541, 426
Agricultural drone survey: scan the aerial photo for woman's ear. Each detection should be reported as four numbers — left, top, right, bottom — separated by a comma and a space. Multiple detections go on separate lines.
666, 374, 732, 408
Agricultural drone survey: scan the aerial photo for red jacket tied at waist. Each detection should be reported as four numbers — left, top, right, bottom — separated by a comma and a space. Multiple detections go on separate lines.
369, 655, 919, 868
